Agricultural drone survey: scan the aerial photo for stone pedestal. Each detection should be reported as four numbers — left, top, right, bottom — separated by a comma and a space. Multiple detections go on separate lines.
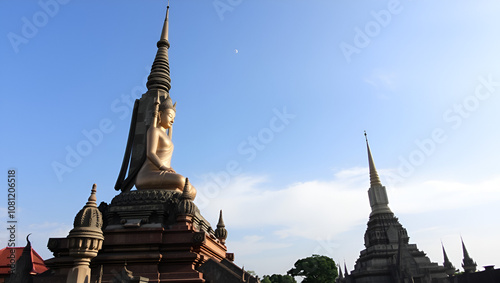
95, 190, 229, 282
44, 190, 237, 283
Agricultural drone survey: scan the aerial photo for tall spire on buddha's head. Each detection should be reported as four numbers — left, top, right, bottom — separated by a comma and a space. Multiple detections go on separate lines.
159, 0, 170, 46
146, 1, 172, 92
365, 131, 382, 188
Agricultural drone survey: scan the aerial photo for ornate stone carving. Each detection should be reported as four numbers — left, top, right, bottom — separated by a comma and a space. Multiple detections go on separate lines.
214, 210, 228, 245
176, 178, 196, 216
67, 184, 105, 283
111, 189, 180, 206
193, 232, 206, 244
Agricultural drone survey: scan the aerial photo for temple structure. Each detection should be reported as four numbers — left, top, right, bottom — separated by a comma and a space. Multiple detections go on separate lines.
343, 134, 449, 283
17, 4, 256, 283
4, 2, 498, 282
0, 236, 48, 283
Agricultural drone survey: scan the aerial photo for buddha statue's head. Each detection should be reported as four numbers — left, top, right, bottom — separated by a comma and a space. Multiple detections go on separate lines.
158, 95, 176, 129
159, 94, 176, 113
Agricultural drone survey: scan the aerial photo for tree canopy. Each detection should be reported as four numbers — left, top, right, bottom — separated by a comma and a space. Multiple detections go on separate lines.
287, 254, 338, 283
262, 274, 297, 283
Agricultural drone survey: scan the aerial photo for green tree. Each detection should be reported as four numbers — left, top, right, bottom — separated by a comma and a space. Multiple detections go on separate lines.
287, 254, 337, 283
262, 274, 297, 283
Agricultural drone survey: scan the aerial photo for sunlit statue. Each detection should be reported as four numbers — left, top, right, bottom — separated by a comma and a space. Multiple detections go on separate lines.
134, 94, 196, 199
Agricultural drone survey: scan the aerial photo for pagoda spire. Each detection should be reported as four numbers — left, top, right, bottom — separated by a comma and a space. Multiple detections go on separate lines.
461, 237, 477, 273
146, 2, 172, 92
160, 0, 170, 43
365, 131, 382, 187
442, 242, 456, 276
441, 242, 457, 276
364, 132, 392, 216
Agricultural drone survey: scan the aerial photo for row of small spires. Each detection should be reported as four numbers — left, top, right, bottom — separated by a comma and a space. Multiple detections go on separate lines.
442, 237, 478, 274
337, 238, 478, 279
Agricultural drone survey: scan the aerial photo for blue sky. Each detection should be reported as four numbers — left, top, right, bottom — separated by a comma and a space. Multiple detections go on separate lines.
1, 0, 500, 278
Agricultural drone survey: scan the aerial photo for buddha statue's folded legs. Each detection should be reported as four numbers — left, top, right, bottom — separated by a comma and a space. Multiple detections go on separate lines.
135, 162, 197, 199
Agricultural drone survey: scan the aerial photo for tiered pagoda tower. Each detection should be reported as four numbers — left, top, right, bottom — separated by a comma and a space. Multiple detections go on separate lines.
346, 134, 448, 283
39, 4, 256, 283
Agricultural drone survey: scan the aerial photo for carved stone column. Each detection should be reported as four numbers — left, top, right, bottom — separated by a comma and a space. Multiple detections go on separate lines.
66, 184, 104, 283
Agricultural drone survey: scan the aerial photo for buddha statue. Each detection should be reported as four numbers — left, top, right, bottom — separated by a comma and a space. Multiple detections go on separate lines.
134, 94, 196, 199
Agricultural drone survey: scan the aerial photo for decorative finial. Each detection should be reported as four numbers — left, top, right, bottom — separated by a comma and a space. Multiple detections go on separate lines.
215, 210, 228, 245
87, 183, 97, 206
217, 210, 225, 227
159, 2, 170, 45
181, 178, 192, 199
72, 184, 103, 230
176, 178, 196, 217
364, 132, 382, 188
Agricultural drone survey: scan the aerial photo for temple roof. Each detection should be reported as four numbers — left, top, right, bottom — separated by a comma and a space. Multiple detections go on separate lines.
0, 245, 48, 275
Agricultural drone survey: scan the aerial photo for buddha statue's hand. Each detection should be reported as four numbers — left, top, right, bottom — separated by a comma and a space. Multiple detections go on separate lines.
159, 165, 176, 173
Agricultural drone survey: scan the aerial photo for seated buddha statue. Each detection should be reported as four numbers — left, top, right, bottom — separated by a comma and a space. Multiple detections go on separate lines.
135, 95, 196, 200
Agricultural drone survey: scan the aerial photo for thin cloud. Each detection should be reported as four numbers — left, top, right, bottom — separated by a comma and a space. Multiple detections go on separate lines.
230, 235, 293, 256
390, 176, 500, 214
200, 168, 500, 242
200, 169, 371, 241
200, 168, 500, 275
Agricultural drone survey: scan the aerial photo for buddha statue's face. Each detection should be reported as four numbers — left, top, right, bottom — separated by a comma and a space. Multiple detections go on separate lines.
159, 109, 176, 129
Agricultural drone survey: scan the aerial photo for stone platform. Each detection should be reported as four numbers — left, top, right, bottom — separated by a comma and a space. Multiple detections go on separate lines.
42, 190, 249, 283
